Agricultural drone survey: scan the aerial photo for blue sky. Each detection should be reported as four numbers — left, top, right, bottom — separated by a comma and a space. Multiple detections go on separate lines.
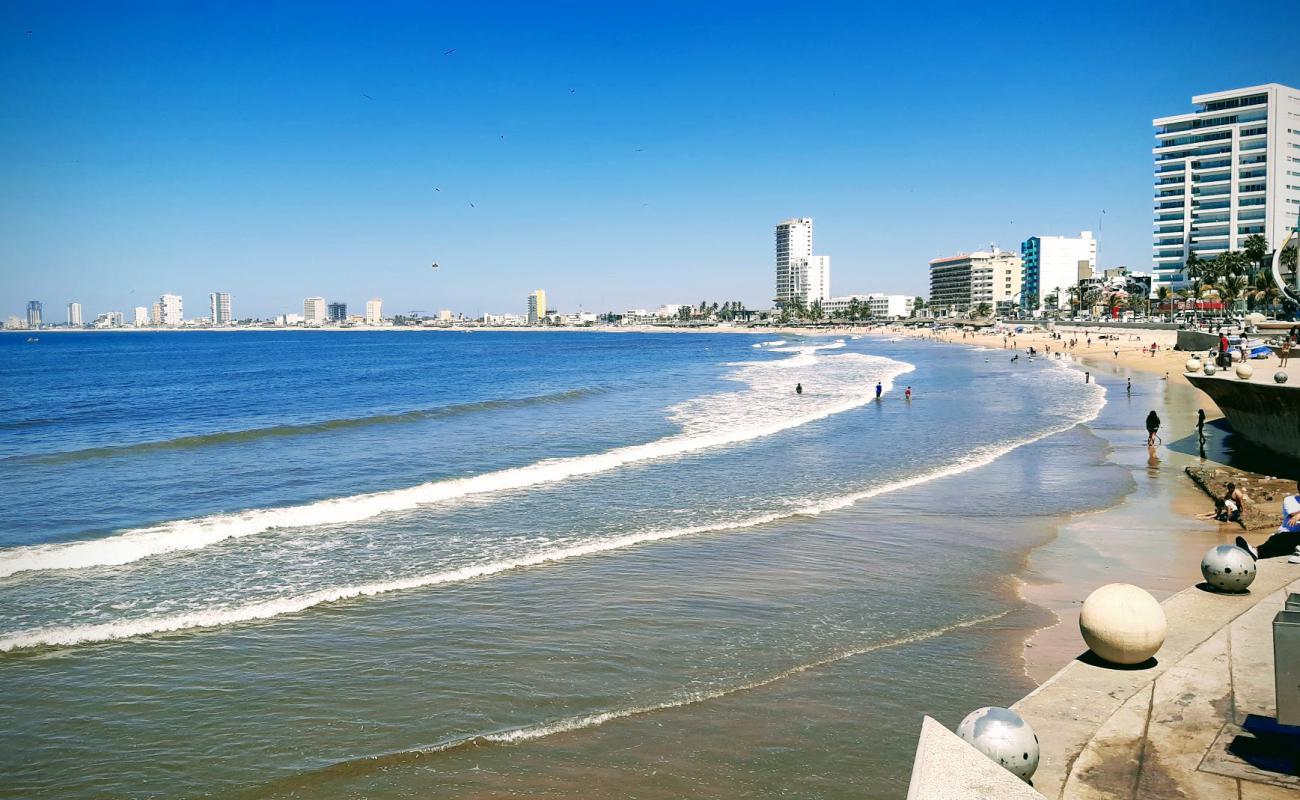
2, 1, 1297, 319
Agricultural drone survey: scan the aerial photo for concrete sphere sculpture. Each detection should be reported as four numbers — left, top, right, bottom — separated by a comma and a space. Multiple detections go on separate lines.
1203, 363, 1217, 376
1185, 356, 1202, 373
1231, 349, 1244, 362
1079, 583, 1166, 666
1200, 545, 1256, 593
1235, 361, 1254, 380
1278, 371, 1290, 384
956, 706, 1040, 782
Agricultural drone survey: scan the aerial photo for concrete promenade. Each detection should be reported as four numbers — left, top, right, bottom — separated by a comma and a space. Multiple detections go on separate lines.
1014, 559, 1300, 799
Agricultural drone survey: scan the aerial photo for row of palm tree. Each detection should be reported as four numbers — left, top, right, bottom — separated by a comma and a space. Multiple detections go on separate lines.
1172, 234, 1291, 319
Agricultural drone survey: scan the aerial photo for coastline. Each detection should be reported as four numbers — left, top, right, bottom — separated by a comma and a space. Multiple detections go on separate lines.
883, 323, 1249, 686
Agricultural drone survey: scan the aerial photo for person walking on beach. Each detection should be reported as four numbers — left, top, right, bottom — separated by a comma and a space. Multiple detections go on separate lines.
1236, 480, 1300, 563
1282, 340, 1291, 368
1145, 410, 1160, 446
875, 381, 882, 399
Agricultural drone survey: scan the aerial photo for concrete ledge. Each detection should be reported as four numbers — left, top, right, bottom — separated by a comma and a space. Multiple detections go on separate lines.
1012, 560, 1300, 799
906, 716, 1047, 799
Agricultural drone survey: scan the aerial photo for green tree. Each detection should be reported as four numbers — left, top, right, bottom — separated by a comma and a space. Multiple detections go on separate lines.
973, 301, 991, 319
1249, 270, 1281, 314
808, 299, 824, 324
1219, 273, 1246, 314
1243, 234, 1268, 277
846, 298, 861, 323
677, 305, 691, 322
1156, 285, 1171, 320
789, 297, 807, 320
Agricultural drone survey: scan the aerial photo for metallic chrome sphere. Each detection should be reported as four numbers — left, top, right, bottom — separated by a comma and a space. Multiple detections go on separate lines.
956, 706, 1040, 782
1277, 371, 1290, 384
1203, 363, 1217, 375
1201, 545, 1256, 593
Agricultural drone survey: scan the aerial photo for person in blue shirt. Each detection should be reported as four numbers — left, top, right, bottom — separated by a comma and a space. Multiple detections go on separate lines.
875, 382, 882, 399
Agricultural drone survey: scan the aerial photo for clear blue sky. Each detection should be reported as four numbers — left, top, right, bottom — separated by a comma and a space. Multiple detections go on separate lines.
2, 1, 1297, 319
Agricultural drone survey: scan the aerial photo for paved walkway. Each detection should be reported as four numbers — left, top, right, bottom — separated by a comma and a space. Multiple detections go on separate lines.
1014, 560, 1300, 799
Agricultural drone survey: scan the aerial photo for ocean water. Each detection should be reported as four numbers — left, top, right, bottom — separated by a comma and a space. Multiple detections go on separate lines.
0, 331, 1122, 798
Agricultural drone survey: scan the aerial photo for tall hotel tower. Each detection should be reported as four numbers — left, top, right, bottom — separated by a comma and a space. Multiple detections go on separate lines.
774, 218, 830, 308
1152, 83, 1300, 290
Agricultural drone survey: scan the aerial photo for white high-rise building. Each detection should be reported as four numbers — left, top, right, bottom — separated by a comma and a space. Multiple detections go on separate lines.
159, 293, 183, 326
774, 218, 831, 308
303, 297, 326, 325
527, 290, 547, 324
1020, 233, 1096, 310
365, 298, 382, 324
931, 248, 1023, 314
209, 292, 232, 325
1152, 83, 1300, 290
133, 306, 149, 327
67, 302, 83, 326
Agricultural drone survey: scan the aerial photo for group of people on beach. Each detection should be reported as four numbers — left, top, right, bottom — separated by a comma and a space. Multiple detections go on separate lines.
1198, 482, 1248, 526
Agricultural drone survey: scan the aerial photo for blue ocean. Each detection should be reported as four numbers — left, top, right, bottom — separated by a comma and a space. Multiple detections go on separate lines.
0, 330, 1120, 798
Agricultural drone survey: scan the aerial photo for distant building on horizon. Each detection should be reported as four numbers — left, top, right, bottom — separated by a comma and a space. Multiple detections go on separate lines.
1152, 83, 1300, 291
303, 297, 326, 325
159, 293, 183, 326
26, 300, 42, 328
327, 302, 347, 322
150, 302, 162, 325
929, 248, 1021, 315
1021, 232, 1095, 311
209, 292, 232, 325
133, 306, 149, 327
67, 302, 83, 327
825, 293, 913, 319
774, 218, 831, 309
365, 298, 382, 324
527, 289, 547, 325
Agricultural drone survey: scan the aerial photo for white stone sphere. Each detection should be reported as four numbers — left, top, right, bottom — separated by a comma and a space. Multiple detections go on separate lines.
1278, 371, 1290, 384
1232, 349, 1244, 362
956, 706, 1040, 781
1200, 545, 1256, 593
1079, 583, 1166, 665
1185, 357, 1202, 372
1235, 362, 1254, 379
1203, 363, 1217, 376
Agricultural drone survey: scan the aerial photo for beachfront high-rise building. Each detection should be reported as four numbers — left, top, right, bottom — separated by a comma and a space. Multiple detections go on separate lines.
1152, 83, 1300, 290
929, 248, 1020, 315
133, 306, 149, 327
1021, 232, 1096, 310
527, 289, 547, 325
26, 300, 42, 328
365, 298, 382, 324
303, 297, 326, 325
150, 302, 162, 325
327, 302, 347, 322
774, 218, 831, 308
825, 293, 914, 319
159, 293, 183, 326
67, 302, 83, 326
209, 292, 232, 325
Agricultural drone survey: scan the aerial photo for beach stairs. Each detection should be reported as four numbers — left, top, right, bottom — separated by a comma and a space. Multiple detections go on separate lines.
906, 716, 1047, 799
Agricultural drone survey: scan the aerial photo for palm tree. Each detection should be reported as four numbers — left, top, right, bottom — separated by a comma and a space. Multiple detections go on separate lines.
846, 298, 861, 323
1219, 273, 1246, 315
1156, 285, 1171, 320
808, 299, 824, 325
973, 301, 991, 319
1248, 271, 1281, 315
1243, 234, 1268, 278
789, 297, 807, 321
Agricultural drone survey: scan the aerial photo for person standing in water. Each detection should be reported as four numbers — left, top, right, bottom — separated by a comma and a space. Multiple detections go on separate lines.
1196, 409, 1206, 446
1146, 410, 1161, 446
1126, 378, 1131, 396
875, 381, 882, 399
795, 383, 803, 395
904, 386, 912, 401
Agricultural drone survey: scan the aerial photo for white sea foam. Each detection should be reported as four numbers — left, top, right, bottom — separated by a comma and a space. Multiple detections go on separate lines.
0, 344, 909, 580
0, 374, 1104, 653
752, 339, 787, 347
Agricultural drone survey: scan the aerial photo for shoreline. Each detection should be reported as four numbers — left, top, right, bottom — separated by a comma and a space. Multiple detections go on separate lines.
881, 324, 1252, 686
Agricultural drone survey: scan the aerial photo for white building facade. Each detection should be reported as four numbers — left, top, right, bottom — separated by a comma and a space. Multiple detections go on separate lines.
133, 306, 149, 327
159, 293, 183, 326
209, 292, 232, 325
303, 297, 326, 325
825, 294, 914, 319
365, 299, 383, 324
1021, 233, 1096, 310
1152, 83, 1300, 290
774, 218, 831, 308
67, 302, 82, 326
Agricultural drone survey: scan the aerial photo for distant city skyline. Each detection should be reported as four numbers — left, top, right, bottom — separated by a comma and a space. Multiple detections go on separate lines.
2, 3, 1297, 318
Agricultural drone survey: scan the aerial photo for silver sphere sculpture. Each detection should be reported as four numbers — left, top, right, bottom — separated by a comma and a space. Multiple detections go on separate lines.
1277, 371, 1290, 384
956, 706, 1040, 782
1203, 363, 1217, 376
1200, 545, 1256, 593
